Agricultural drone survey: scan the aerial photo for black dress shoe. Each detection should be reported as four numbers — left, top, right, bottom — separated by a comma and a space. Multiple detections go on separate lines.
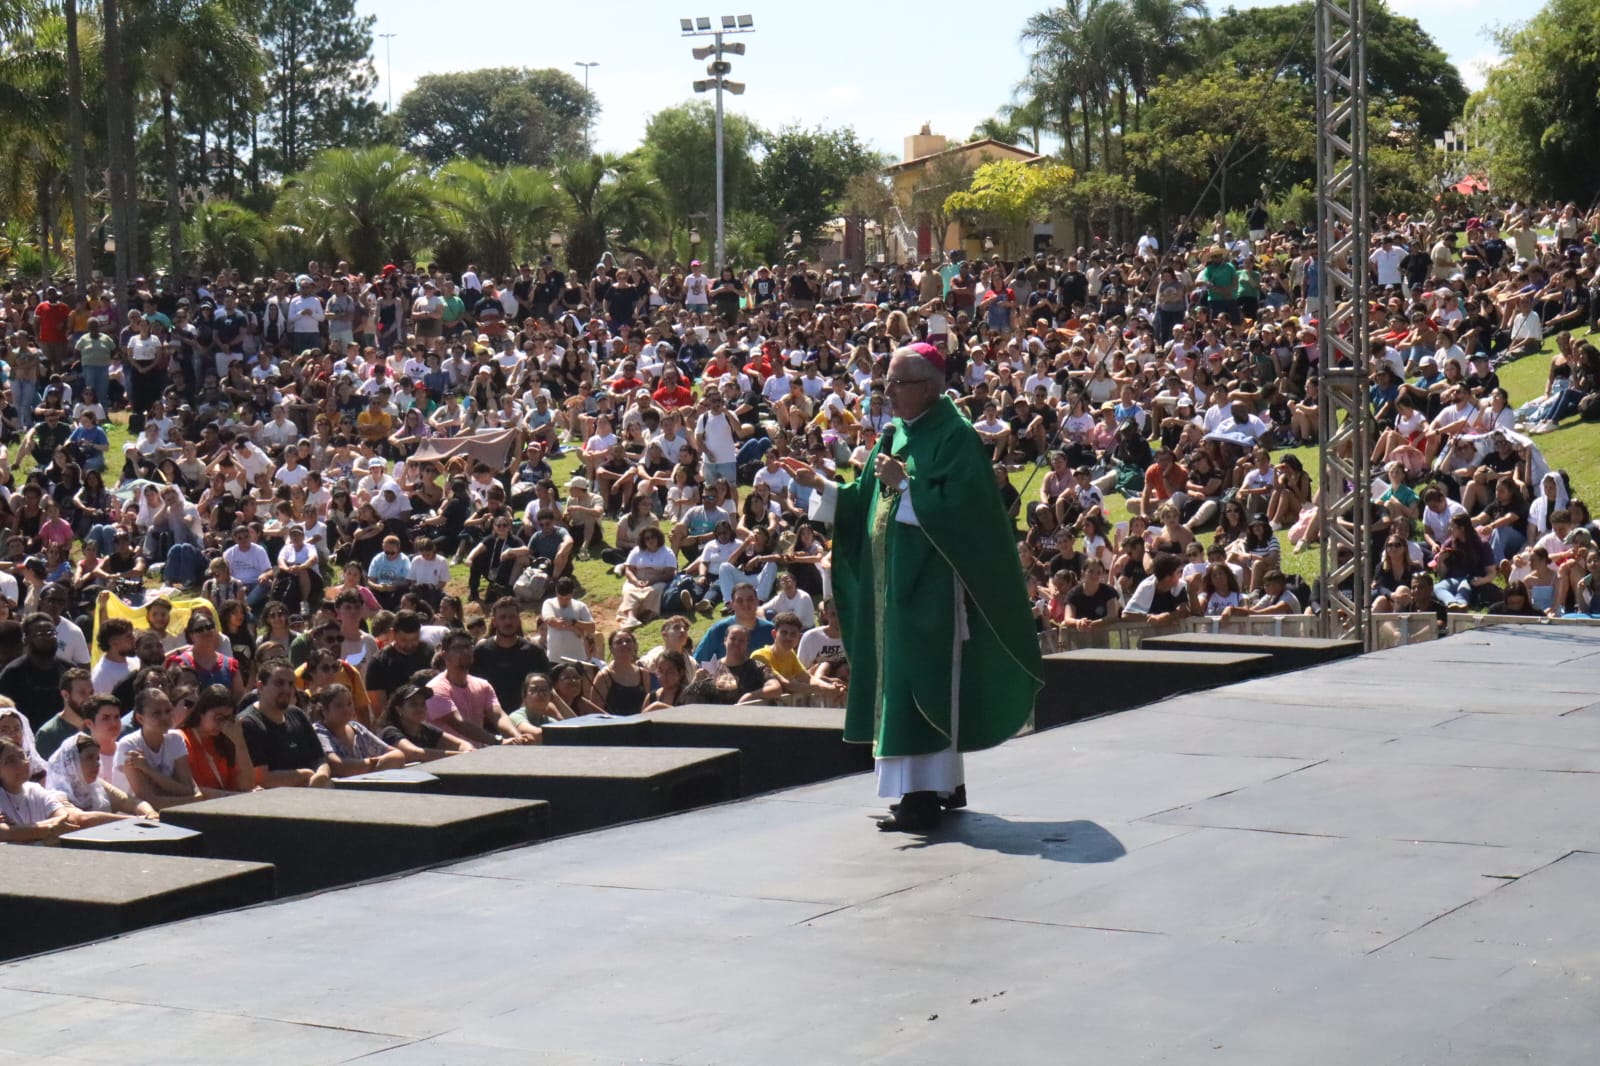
878, 791, 942, 832
890, 784, 967, 814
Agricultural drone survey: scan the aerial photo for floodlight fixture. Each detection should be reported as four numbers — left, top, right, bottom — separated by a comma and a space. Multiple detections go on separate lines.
721, 14, 736, 27
736, 14, 753, 27
695, 16, 711, 30
679, 18, 694, 31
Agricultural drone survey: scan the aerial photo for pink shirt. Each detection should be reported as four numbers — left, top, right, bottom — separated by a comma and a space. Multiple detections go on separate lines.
39, 517, 74, 549
425, 673, 501, 738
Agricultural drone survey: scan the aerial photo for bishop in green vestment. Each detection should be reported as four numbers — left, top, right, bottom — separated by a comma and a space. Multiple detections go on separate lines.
796, 344, 1043, 831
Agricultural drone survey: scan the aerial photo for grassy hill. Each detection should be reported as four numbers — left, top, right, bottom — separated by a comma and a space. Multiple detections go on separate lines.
91, 329, 1594, 652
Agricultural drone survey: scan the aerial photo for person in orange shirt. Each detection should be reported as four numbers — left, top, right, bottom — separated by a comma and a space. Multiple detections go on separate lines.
294, 623, 373, 726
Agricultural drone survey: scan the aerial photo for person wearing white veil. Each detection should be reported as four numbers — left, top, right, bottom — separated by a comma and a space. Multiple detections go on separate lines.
0, 704, 46, 783
1528, 470, 1571, 540
45, 733, 158, 825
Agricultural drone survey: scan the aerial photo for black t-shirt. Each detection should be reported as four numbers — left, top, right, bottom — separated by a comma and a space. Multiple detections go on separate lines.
381, 721, 445, 751
239, 704, 323, 772
0, 655, 71, 730
471, 636, 553, 711
751, 278, 779, 305
366, 642, 435, 700
1058, 270, 1088, 309
1067, 583, 1119, 621
723, 657, 772, 697
1049, 550, 1086, 577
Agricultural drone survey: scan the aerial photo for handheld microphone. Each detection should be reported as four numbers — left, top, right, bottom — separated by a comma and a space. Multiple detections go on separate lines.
878, 424, 897, 498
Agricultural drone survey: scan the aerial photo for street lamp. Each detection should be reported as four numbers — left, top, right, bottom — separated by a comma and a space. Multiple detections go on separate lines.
681, 14, 754, 274
573, 61, 599, 150
378, 32, 397, 112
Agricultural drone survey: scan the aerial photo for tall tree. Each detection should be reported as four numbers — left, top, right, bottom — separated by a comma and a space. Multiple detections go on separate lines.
1473, 0, 1600, 200
274, 146, 435, 269
393, 67, 597, 168
640, 101, 760, 250
125, 0, 261, 279
257, 0, 380, 176
549, 153, 663, 273
754, 125, 879, 251
101, 0, 134, 286
436, 160, 564, 278
63, 0, 91, 287
1209, 1, 1466, 139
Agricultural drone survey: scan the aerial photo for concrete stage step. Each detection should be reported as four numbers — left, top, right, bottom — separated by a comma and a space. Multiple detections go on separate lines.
1139, 632, 1363, 671
163, 790, 548, 895
422, 745, 742, 835
540, 714, 654, 746
1036, 648, 1273, 728
0, 848, 273, 961
59, 818, 204, 857
642, 704, 872, 794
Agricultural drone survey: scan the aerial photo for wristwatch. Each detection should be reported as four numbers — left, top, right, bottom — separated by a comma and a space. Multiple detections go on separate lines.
895, 476, 910, 494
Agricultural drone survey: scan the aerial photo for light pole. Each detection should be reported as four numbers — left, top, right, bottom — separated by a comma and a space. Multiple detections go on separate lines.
378, 32, 397, 112
573, 61, 599, 151
681, 15, 754, 274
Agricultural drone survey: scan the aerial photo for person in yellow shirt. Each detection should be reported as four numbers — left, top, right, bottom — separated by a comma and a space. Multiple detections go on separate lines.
751, 612, 842, 703
356, 395, 397, 449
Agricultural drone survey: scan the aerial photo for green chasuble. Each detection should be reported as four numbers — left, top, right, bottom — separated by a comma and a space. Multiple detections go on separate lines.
829, 394, 1043, 758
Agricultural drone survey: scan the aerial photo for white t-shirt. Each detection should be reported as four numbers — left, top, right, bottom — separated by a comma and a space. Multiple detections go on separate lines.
56, 617, 91, 666
797, 626, 844, 668
92, 654, 139, 694
541, 598, 593, 663
112, 729, 188, 793
696, 410, 739, 464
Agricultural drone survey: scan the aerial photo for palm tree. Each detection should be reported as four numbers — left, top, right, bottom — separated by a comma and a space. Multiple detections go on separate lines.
550, 153, 663, 274
185, 198, 268, 274
101, 0, 134, 287
0, 21, 68, 280
436, 161, 564, 279
122, 0, 261, 279
274, 146, 437, 270
63, 0, 92, 287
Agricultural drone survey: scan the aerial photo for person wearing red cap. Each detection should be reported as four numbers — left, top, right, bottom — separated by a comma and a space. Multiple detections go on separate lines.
791, 344, 1042, 833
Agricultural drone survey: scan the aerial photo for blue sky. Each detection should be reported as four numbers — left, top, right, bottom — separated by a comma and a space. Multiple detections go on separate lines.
360, 0, 1509, 162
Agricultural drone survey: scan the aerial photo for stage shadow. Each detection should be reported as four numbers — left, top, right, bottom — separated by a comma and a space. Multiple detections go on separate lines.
897, 814, 1126, 863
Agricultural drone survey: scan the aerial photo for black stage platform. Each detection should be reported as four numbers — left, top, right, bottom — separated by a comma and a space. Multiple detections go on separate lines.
3, 625, 1599, 1063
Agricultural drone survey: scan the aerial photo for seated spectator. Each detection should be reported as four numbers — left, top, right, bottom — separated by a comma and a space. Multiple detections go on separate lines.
694, 582, 776, 664
166, 612, 245, 704
762, 571, 816, 629
548, 660, 603, 717
591, 630, 651, 716
113, 687, 200, 809
379, 684, 472, 763
1218, 569, 1302, 620
240, 661, 332, 788
0, 737, 72, 843
751, 611, 840, 703
180, 685, 255, 797
426, 631, 534, 747
708, 624, 781, 704
617, 527, 678, 629
1124, 554, 1195, 625
0, 703, 46, 781
312, 683, 406, 777
509, 673, 575, 735
46, 731, 160, 825
33, 667, 95, 760
643, 652, 692, 711
540, 576, 596, 665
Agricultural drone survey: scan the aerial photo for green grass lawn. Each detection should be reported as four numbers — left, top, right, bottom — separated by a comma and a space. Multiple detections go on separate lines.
88, 331, 1597, 652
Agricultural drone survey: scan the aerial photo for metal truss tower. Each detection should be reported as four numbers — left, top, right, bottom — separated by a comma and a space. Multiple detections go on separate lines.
1314, 0, 1374, 645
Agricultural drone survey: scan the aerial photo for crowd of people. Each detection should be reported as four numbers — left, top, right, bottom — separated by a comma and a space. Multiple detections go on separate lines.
2, 194, 1599, 841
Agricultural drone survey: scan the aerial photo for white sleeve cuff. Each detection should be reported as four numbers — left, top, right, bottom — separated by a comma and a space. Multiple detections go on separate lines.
807, 480, 841, 523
